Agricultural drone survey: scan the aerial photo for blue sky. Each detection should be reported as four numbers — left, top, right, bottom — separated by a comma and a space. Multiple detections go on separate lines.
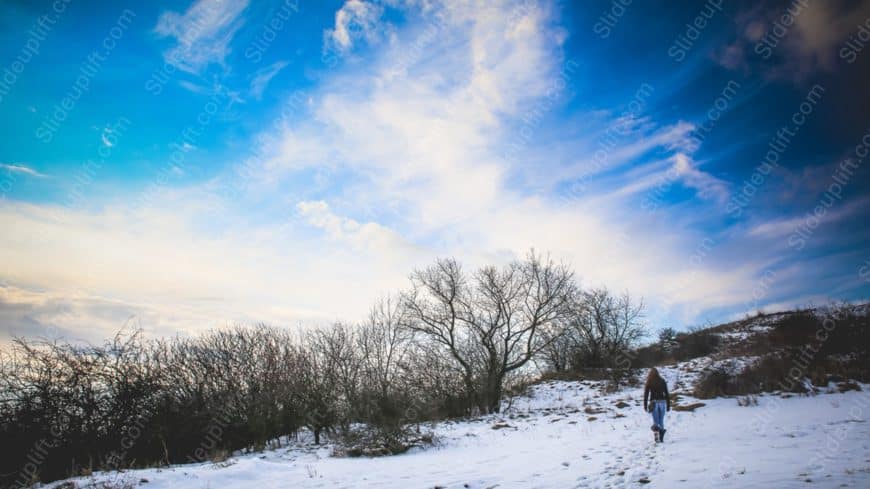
1, 0, 868, 344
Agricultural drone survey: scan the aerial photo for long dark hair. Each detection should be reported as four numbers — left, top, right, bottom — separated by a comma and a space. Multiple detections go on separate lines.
645, 367, 662, 388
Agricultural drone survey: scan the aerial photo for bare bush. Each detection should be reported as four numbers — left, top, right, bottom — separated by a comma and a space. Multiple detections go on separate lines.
673, 325, 720, 361
0, 326, 309, 487
737, 395, 758, 407
354, 298, 418, 450
539, 288, 646, 382
658, 327, 678, 352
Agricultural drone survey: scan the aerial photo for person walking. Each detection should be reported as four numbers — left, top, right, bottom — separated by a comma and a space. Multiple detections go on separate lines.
644, 368, 670, 442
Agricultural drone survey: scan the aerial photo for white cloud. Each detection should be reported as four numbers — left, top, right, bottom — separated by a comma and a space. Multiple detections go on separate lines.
324, 0, 385, 53
747, 195, 870, 239
670, 153, 729, 203
0, 163, 48, 178
550, 120, 698, 189
1, 0, 804, 345
176, 80, 211, 94
154, 0, 250, 74
254, 0, 763, 319
249, 61, 289, 100
297, 200, 421, 255
0, 198, 422, 344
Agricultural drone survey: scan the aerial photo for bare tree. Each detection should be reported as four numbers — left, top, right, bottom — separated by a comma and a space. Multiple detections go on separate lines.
536, 322, 575, 373
606, 290, 646, 358
558, 288, 646, 370
402, 251, 575, 414
357, 297, 411, 399
301, 324, 362, 444
351, 297, 421, 451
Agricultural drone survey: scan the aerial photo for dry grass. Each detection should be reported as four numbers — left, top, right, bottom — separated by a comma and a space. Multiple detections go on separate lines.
672, 402, 705, 412
837, 381, 862, 393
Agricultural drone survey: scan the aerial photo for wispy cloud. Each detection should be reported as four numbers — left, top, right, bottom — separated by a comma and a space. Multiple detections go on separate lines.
747, 195, 870, 239
0, 163, 48, 178
252, 0, 763, 318
154, 0, 250, 74
670, 153, 729, 203
4, 0, 863, 345
249, 61, 288, 100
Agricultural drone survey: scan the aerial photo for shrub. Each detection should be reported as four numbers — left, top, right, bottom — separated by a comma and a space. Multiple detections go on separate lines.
735, 355, 798, 394
695, 354, 816, 398
630, 344, 668, 368
673, 327, 720, 362
693, 368, 737, 399
737, 395, 758, 407
334, 425, 433, 457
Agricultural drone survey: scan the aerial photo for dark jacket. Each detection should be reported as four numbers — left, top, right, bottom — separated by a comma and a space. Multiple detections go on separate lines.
644, 376, 670, 411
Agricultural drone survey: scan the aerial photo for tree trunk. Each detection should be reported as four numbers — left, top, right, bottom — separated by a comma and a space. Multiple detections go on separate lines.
488, 393, 501, 414
463, 375, 478, 415
481, 373, 503, 414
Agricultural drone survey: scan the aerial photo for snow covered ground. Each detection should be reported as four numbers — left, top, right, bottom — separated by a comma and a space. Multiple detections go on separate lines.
50, 364, 870, 489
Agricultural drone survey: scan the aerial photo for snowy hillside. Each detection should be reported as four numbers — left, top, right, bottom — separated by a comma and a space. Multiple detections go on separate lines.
49, 361, 870, 489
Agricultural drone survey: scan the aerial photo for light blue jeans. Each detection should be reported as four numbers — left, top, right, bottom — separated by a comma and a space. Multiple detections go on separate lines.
651, 400, 667, 431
